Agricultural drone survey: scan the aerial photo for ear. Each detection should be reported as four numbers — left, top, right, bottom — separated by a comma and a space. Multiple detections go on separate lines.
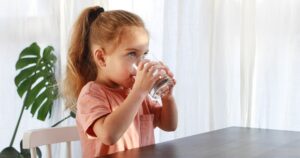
94, 48, 106, 67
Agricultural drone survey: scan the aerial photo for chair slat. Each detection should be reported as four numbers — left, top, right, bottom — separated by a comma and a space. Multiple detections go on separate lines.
46, 144, 52, 158
66, 141, 71, 158
30, 148, 36, 158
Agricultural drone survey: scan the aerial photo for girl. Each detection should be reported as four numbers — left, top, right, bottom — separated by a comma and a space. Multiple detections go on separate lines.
63, 6, 178, 157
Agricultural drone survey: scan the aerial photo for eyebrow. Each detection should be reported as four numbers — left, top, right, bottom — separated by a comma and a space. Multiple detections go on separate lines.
125, 48, 138, 51
125, 48, 149, 52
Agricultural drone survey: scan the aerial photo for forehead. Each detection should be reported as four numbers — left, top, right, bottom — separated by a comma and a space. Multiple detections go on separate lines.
117, 26, 149, 50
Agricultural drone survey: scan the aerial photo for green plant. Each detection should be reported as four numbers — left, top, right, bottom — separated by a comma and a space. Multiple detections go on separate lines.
0, 42, 59, 158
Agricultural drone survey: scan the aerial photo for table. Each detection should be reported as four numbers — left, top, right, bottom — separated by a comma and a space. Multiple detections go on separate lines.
99, 127, 300, 158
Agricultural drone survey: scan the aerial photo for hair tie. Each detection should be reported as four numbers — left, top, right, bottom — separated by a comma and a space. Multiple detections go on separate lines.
82, 6, 105, 64
88, 7, 105, 24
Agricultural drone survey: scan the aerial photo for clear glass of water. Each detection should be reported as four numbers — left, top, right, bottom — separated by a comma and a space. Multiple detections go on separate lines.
132, 54, 172, 99
149, 70, 171, 99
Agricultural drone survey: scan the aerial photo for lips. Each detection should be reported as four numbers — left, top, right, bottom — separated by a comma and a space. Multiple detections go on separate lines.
130, 75, 136, 84
124, 75, 135, 88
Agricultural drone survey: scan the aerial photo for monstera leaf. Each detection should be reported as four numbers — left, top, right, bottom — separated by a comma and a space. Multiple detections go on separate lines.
0, 42, 59, 158
14, 42, 58, 121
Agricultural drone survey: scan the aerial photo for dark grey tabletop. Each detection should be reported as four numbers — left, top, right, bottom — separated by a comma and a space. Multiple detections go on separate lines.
98, 127, 300, 158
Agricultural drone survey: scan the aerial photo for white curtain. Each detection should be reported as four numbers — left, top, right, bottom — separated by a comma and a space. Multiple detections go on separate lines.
0, 0, 63, 155
249, 0, 300, 130
1, 0, 300, 157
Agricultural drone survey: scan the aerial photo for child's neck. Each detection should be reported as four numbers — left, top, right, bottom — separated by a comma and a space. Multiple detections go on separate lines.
95, 75, 122, 90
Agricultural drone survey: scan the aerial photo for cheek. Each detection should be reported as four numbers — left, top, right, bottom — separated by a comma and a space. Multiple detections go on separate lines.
112, 62, 132, 76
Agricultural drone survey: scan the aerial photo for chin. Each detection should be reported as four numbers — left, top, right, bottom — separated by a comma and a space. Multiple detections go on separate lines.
123, 77, 135, 89
123, 83, 134, 89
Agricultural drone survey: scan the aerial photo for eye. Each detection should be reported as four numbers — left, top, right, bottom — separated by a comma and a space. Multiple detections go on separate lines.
142, 51, 149, 59
127, 51, 136, 58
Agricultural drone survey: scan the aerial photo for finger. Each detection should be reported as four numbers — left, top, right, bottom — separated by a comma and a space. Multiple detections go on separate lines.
166, 70, 174, 78
154, 63, 165, 70
164, 67, 174, 78
143, 61, 157, 72
152, 69, 167, 82
160, 84, 170, 93
172, 78, 176, 85
149, 64, 165, 75
138, 59, 150, 70
160, 91, 168, 97
148, 65, 159, 76
158, 62, 174, 77
159, 86, 170, 97
167, 79, 176, 88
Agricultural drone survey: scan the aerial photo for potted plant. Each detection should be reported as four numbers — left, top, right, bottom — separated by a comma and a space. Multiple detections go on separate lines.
0, 42, 74, 158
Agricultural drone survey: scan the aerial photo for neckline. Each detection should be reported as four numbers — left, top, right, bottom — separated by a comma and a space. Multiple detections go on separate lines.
90, 81, 130, 94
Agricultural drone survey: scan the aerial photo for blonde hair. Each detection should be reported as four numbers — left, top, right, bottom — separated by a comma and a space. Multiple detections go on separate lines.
62, 6, 145, 110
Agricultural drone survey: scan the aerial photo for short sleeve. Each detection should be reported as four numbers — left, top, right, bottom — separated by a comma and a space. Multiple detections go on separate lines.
76, 87, 111, 137
146, 96, 162, 127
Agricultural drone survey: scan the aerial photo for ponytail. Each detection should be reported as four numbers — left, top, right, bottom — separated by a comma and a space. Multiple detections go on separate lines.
63, 6, 103, 110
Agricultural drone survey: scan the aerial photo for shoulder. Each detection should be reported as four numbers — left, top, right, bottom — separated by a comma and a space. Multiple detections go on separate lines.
77, 81, 110, 112
77, 81, 109, 108
79, 81, 106, 98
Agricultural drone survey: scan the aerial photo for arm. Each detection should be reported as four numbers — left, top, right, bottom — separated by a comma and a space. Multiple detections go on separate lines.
158, 94, 178, 131
156, 63, 178, 131
93, 89, 147, 145
92, 61, 163, 145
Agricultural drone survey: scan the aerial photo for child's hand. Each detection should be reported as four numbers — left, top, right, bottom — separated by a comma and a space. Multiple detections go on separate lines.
132, 60, 164, 95
157, 62, 176, 98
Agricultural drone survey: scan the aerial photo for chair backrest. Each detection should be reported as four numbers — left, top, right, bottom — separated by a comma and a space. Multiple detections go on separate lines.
23, 126, 79, 158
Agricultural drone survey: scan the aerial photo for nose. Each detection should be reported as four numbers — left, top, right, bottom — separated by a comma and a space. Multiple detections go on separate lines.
132, 58, 144, 75
131, 62, 138, 76
135, 58, 144, 67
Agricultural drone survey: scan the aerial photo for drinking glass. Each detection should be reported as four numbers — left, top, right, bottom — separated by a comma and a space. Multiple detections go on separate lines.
132, 54, 172, 99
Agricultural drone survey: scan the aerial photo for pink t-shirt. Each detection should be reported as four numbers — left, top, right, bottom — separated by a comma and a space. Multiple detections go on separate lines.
76, 81, 161, 157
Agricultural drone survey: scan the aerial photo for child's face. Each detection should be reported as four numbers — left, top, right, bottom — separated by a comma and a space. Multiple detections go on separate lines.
103, 26, 149, 89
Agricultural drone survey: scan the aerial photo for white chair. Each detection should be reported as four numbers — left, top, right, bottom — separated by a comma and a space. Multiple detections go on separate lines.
23, 126, 80, 158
